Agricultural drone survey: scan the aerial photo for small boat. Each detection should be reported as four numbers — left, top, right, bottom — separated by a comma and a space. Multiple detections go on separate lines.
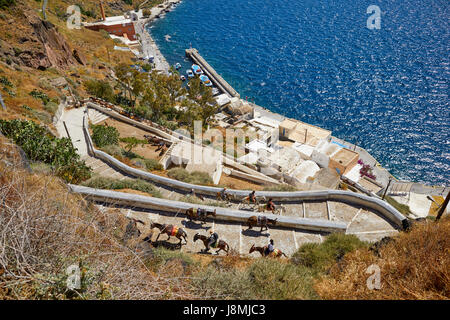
200, 75, 212, 86
174, 62, 181, 70
186, 69, 194, 78
191, 64, 203, 75
180, 75, 186, 81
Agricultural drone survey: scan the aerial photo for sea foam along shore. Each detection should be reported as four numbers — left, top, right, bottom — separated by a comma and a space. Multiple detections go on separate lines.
135, 0, 183, 73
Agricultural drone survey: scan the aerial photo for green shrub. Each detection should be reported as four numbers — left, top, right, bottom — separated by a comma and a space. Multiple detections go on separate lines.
29, 89, 50, 105
22, 104, 52, 124
143, 158, 163, 171
119, 136, 147, 153
44, 101, 59, 115
192, 259, 317, 300
83, 79, 114, 102
145, 247, 195, 273
99, 29, 110, 39
291, 233, 367, 273
100, 144, 123, 158
81, 177, 161, 197
121, 149, 140, 160
141, 63, 152, 72
0, 75, 12, 87
0, 119, 91, 183
0, 0, 14, 10
190, 171, 213, 185
246, 259, 317, 299
192, 265, 254, 299
91, 124, 120, 148
167, 168, 213, 185
385, 196, 412, 216
167, 167, 191, 182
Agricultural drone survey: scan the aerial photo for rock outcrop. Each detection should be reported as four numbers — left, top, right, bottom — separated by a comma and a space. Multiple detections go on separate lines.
0, 2, 86, 70
20, 9, 78, 70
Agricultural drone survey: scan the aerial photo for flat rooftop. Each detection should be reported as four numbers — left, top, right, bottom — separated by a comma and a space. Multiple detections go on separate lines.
330, 148, 359, 166
280, 118, 331, 147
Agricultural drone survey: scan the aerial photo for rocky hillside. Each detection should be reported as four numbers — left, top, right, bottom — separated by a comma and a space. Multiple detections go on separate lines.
0, 0, 135, 124
0, 0, 448, 302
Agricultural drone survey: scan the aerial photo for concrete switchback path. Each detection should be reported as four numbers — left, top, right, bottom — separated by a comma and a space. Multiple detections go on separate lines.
59, 106, 401, 256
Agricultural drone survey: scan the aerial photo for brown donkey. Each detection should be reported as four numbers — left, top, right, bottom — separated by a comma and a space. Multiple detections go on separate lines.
246, 215, 277, 232
184, 208, 216, 223
249, 244, 287, 258
150, 222, 187, 245
193, 233, 230, 255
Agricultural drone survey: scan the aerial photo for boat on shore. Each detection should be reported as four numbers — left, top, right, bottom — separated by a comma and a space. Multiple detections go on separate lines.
180, 75, 186, 81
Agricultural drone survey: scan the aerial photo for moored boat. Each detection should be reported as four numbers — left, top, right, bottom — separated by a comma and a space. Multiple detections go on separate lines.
191, 64, 203, 75
200, 75, 212, 86
186, 69, 194, 78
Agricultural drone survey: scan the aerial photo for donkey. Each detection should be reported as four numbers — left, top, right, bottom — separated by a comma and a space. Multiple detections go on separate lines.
249, 244, 288, 258
216, 190, 232, 202
144, 135, 162, 146
150, 222, 187, 245
256, 203, 286, 215
184, 208, 216, 223
246, 215, 277, 232
193, 233, 230, 255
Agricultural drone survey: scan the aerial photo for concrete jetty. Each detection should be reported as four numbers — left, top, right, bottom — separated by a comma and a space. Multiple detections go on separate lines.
185, 48, 240, 98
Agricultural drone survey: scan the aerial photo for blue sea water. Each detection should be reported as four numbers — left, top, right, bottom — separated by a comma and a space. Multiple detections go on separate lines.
149, 0, 450, 186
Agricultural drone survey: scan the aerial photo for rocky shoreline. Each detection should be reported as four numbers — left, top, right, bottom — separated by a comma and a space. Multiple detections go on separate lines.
135, 0, 183, 73
131, 1, 449, 200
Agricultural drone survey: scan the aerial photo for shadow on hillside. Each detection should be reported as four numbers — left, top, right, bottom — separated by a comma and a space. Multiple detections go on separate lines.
241, 228, 270, 238
181, 219, 211, 231
142, 235, 185, 250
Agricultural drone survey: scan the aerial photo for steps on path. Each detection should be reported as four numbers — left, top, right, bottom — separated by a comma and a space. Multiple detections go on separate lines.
87, 109, 109, 125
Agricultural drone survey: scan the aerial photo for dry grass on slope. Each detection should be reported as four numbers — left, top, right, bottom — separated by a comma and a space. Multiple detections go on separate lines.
314, 218, 450, 300
0, 136, 195, 299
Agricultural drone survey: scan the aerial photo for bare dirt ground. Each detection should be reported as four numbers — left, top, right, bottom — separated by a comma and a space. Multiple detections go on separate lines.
98, 118, 165, 161
219, 174, 265, 191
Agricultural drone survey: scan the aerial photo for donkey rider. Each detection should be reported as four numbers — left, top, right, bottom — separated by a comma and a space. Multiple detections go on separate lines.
264, 239, 275, 256
248, 190, 256, 204
206, 230, 219, 251
266, 198, 276, 212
